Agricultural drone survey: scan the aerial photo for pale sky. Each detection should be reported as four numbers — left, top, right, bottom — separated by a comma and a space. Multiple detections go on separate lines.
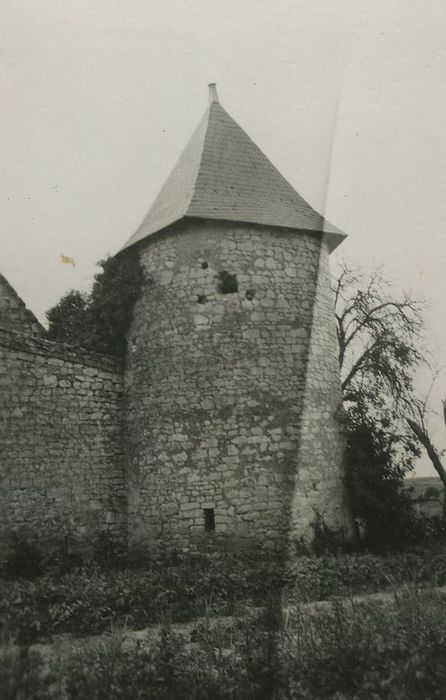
1, 1, 445, 476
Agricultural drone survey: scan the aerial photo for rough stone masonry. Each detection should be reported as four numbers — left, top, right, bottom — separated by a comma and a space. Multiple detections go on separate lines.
0, 87, 353, 559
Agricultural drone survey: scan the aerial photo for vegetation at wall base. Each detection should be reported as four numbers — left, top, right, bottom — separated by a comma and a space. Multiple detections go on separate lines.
5, 263, 444, 697
345, 408, 424, 551
334, 263, 430, 548
3, 587, 446, 698
3, 539, 446, 645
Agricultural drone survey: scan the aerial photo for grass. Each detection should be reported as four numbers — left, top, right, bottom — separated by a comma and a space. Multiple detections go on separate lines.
3, 547, 446, 697
279, 587, 446, 699
2, 588, 446, 698
4, 548, 446, 644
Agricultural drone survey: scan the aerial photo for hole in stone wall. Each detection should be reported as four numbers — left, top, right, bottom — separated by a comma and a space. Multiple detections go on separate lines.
203, 508, 215, 532
196, 294, 207, 304
216, 270, 238, 295
245, 289, 255, 301
201, 261, 208, 270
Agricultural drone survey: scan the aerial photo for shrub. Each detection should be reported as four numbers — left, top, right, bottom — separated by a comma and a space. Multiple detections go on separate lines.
0, 644, 51, 700
63, 616, 278, 700
286, 549, 446, 603
279, 590, 446, 699
46, 251, 146, 358
345, 412, 420, 552
5, 591, 446, 699
1, 536, 44, 580
0, 551, 287, 642
4, 547, 446, 645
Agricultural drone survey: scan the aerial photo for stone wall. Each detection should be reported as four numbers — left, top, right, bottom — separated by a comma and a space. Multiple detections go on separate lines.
0, 274, 42, 336
124, 218, 351, 557
0, 328, 126, 554
1, 219, 351, 560
289, 239, 353, 546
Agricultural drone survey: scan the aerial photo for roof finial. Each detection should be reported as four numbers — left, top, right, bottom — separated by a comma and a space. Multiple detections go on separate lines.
208, 83, 219, 104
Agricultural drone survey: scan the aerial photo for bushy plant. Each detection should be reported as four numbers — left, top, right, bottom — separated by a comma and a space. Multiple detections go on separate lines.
334, 264, 426, 552
345, 409, 421, 551
4, 546, 446, 647
0, 550, 287, 642
279, 590, 446, 699
0, 644, 52, 700
63, 616, 278, 700
46, 251, 146, 357
5, 591, 446, 699
1, 536, 44, 580
287, 548, 446, 603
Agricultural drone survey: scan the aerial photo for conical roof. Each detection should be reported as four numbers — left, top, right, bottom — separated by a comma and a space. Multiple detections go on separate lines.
121, 94, 345, 252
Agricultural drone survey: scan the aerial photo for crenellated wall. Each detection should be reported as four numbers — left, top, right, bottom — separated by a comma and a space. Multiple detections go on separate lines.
0, 328, 126, 554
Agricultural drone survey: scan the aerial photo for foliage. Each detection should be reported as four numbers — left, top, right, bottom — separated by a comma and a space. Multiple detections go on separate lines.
286, 548, 446, 602
61, 623, 275, 700
407, 389, 446, 518
334, 263, 425, 547
1, 535, 45, 580
425, 485, 441, 499
46, 251, 145, 357
279, 589, 446, 699
345, 409, 421, 550
0, 643, 52, 700
61, 615, 277, 700
44, 290, 88, 346
4, 586, 446, 698
0, 551, 287, 643
335, 263, 425, 408
4, 548, 446, 647
0, 525, 122, 581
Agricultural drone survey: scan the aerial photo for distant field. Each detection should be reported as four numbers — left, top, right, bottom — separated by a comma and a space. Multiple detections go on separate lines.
405, 476, 444, 516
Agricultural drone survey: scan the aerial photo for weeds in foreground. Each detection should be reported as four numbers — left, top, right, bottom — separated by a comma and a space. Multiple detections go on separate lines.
2, 589, 446, 698
279, 588, 446, 699
4, 547, 446, 645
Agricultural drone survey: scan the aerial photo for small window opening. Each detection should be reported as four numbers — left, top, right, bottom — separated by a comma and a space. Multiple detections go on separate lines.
196, 294, 207, 304
201, 261, 208, 270
245, 289, 255, 301
216, 270, 238, 294
204, 508, 215, 532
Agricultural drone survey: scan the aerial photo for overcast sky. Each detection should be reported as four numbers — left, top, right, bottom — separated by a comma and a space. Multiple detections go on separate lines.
1, 1, 445, 475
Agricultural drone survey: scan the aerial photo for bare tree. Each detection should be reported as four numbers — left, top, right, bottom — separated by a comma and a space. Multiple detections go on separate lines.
334, 263, 425, 409
334, 263, 426, 545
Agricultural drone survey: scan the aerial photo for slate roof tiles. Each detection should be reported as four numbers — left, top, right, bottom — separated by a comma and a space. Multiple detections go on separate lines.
121, 96, 345, 252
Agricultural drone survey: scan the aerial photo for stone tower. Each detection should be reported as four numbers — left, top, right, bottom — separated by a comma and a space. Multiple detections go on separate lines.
122, 85, 352, 558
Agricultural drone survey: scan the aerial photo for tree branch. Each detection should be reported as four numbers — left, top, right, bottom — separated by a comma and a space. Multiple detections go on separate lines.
343, 301, 417, 353
341, 340, 381, 394
407, 418, 446, 486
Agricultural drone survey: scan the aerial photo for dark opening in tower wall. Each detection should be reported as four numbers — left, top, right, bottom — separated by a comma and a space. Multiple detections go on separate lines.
201, 261, 208, 270
196, 294, 207, 304
245, 289, 255, 300
203, 508, 215, 532
216, 270, 238, 294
